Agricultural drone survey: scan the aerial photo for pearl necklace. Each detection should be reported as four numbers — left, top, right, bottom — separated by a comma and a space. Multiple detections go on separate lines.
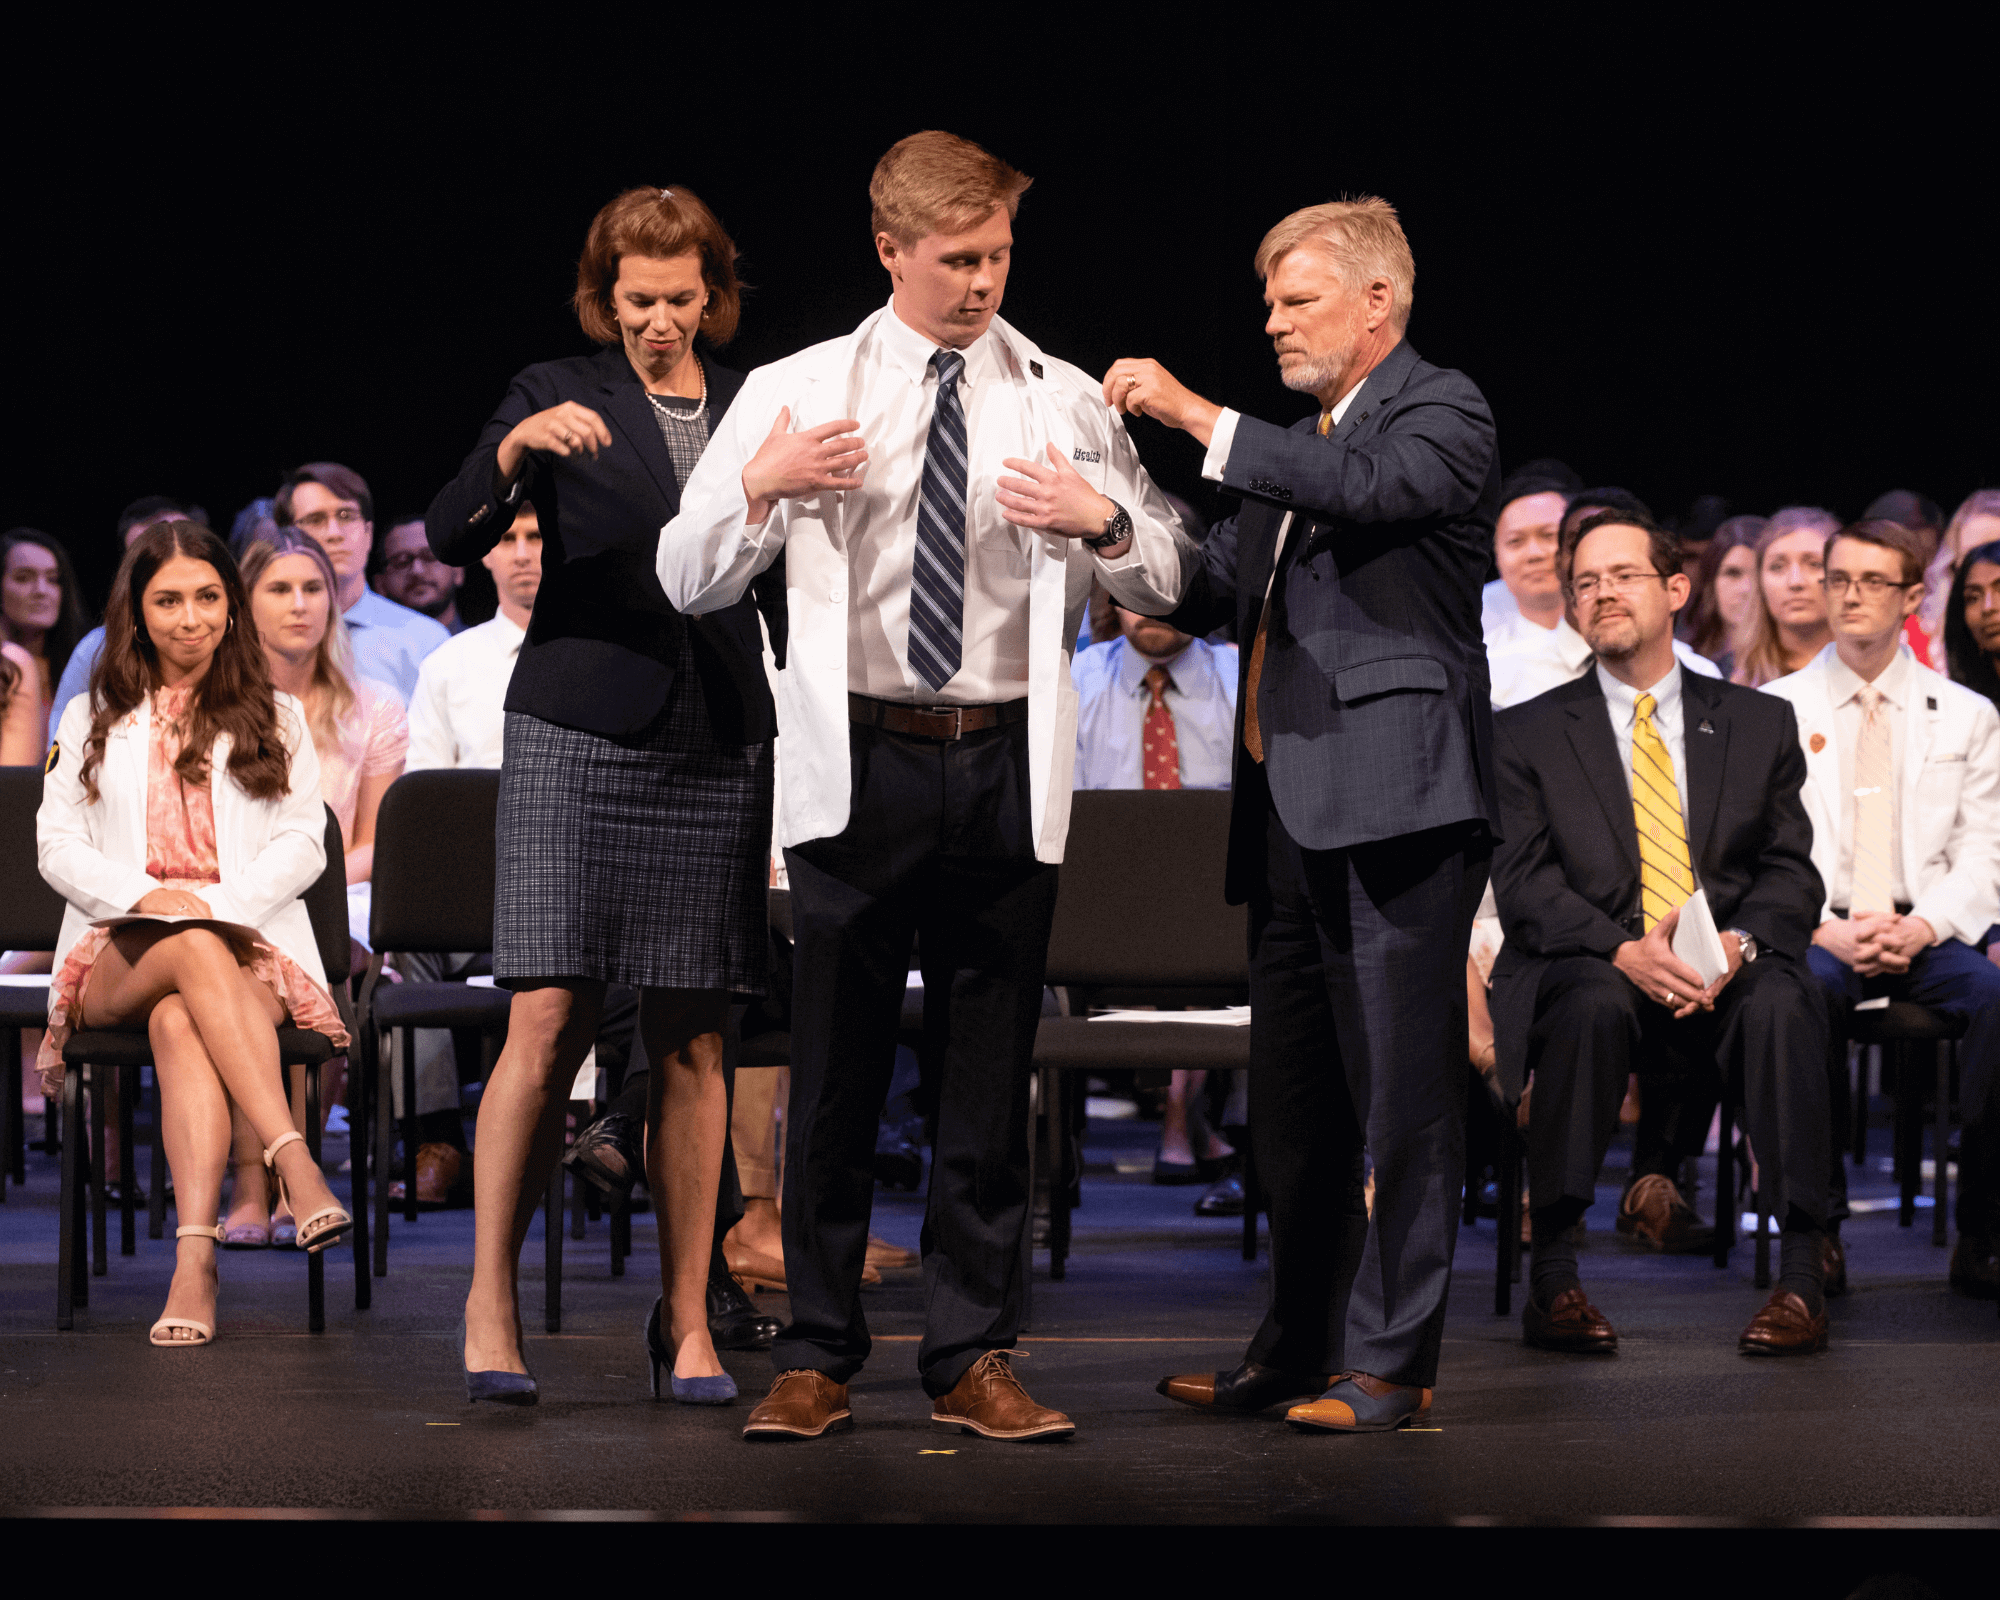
649, 362, 708, 423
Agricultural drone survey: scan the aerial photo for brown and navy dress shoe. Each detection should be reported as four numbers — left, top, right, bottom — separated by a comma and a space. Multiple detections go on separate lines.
1157, 1359, 1329, 1413
1737, 1290, 1829, 1356
1285, 1372, 1433, 1433
1522, 1286, 1619, 1353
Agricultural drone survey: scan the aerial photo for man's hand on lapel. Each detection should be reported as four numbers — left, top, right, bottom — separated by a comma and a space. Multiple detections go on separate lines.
740, 408, 868, 525
1613, 906, 1715, 1018
1101, 359, 1222, 446
997, 445, 1118, 541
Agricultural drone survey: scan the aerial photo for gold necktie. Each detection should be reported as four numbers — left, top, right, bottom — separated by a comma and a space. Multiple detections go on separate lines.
1632, 692, 1694, 931
1851, 685, 1894, 914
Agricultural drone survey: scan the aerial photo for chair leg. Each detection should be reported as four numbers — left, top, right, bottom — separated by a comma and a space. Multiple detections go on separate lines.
1896, 1043, 1919, 1228
58, 1063, 81, 1328
90, 1066, 107, 1278
1714, 1097, 1735, 1268
118, 1064, 138, 1257
544, 1162, 563, 1333
1495, 1118, 1519, 1316
1241, 1138, 1259, 1262
1852, 1045, 1870, 1166
1, 1029, 15, 1199
401, 1027, 419, 1224
570, 1108, 587, 1241
373, 1029, 392, 1276
148, 1069, 166, 1240
306, 1064, 325, 1334
352, 1039, 371, 1311
1753, 1172, 1771, 1290
611, 1199, 629, 1277
1934, 1042, 1952, 1249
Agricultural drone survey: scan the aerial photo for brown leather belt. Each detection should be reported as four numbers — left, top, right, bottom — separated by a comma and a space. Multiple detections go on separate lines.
848, 692, 1029, 741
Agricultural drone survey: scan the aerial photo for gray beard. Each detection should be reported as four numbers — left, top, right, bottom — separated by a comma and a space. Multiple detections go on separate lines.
1278, 344, 1353, 399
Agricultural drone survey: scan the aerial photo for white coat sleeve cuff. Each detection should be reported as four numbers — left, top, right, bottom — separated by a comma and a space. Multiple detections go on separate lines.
1199, 409, 1242, 484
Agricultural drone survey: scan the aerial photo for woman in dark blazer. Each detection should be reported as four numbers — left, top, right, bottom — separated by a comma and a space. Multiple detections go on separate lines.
427, 186, 780, 1406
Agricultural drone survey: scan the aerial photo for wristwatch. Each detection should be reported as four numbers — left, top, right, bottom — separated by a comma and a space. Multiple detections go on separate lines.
1729, 929, 1758, 963
1083, 500, 1133, 551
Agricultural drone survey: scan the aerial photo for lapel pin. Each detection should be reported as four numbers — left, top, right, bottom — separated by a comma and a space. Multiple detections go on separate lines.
1927, 696, 1937, 711
1028, 360, 1044, 380
1810, 732, 1826, 753
1697, 719, 1715, 734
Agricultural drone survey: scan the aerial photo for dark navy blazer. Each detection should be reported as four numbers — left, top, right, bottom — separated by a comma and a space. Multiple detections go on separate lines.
427, 343, 784, 745
1166, 338, 1502, 900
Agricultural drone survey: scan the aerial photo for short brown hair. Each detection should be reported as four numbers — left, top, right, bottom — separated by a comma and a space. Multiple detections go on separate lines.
573, 186, 742, 346
276, 461, 373, 527
870, 131, 1032, 249
1560, 507, 1681, 590
1254, 197, 1416, 332
1826, 518, 1927, 586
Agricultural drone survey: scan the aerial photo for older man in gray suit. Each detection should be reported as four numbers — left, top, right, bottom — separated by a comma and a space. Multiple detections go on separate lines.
1111, 198, 1500, 1431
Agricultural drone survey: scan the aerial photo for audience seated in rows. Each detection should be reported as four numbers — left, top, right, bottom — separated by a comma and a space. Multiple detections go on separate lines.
376, 510, 466, 636
1, 528, 87, 733
1763, 519, 2000, 1299
1680, 515, 1766, 679
1915, 489, 2000, 673
1491, 509, 1835, 1356
1734, 508, 1839, 686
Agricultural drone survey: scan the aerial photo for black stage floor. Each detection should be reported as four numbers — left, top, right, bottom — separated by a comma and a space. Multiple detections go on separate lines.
2, 1106, 1996, 1534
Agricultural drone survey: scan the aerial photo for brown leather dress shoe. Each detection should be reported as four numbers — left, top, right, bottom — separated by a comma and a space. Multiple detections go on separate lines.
388, 1143, 462, 1209
1615, 1173, 1715, 1254
1158, 1360, 1329, 1413
1737, 1290, 1829, 1356
1285, 1372, 1434, 1433
742, 1370, 852, 1439
1522, 1286, 1619, 1353
1820, 1231, 1848, 1297
931, 1350, 1074, 1441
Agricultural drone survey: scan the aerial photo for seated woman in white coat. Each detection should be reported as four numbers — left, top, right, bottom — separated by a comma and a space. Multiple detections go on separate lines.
37, 522, 352, 1346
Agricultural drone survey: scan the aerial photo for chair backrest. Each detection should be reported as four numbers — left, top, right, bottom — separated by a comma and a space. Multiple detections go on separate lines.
300, 804, 351, 984
1044, 789, 1245, 991
369, 769, 502, 953
0, 767, 71, 950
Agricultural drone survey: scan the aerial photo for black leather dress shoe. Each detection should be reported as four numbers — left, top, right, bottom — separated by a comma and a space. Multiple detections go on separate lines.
1194, 1172, 1245, 1217
563, 1111, 644, 1205
1157, 1359, 1328, 1412
708, 1265, 781, 1351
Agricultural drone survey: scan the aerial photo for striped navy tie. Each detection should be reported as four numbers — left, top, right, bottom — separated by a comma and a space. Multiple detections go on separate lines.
909, 348, 968, 693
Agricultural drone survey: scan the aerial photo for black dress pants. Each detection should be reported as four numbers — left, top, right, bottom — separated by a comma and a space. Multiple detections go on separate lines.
776, 718, 1057, 1397
1244, 776, 1490, 1390
1525, 953, 1830, 1226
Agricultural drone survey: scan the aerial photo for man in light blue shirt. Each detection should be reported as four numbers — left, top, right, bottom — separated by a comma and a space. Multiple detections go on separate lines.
1071, 605, 1237, 790
276, 462, 449, 704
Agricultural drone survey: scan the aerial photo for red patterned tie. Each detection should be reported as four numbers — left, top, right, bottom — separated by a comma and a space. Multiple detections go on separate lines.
1142, 665, 1181, 790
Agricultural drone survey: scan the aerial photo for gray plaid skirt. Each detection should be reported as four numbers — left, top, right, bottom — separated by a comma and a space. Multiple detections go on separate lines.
493, 672, 772, 995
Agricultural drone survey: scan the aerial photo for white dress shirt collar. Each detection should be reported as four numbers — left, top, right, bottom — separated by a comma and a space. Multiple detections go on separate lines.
1824, 640, 1914, 711
877, 299, 996, 390
1596, 657, 1683, 730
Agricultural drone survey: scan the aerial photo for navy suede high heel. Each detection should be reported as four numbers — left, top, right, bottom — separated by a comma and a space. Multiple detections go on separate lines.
459, 1317, 538, 1406
645, 1296, 737, 1404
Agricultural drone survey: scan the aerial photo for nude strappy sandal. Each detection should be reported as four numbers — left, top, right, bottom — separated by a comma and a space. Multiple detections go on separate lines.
264, 1130, 353, 1254
149, 1224, 223, 1347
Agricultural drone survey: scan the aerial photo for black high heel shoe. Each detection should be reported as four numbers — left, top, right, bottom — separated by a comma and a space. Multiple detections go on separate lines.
644, 1297, 737, 1404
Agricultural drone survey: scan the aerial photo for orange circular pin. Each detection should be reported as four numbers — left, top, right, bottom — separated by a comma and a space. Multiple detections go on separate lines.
1809, 733, 1826, 753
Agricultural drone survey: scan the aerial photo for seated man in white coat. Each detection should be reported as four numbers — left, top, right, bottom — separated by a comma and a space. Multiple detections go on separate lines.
660, 132, 1190, 1442
1762, 517, 2000, 1297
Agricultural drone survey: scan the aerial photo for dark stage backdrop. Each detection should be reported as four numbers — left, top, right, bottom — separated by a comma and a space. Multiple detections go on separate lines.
5, 30, 1992, 614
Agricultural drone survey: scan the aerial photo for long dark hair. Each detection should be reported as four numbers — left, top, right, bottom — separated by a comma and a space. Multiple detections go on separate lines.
81, 521, 289, 805
1944, 539, 2000, 712
1683, 514, 1768, 661
0, 527, 88, 683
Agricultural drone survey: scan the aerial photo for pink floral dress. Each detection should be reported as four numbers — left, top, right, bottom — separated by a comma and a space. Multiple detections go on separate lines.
37, 687, 350, 1091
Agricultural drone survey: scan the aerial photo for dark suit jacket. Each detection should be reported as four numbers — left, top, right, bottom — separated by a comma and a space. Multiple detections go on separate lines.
1165, 339, 1501, 900
1487, 668, 1824, 1100
427, 343, 784, 743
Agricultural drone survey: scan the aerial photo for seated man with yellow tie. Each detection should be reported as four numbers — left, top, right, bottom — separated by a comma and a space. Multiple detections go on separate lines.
1761, 518, 2000, 1300
1489, 509, 1836, 1356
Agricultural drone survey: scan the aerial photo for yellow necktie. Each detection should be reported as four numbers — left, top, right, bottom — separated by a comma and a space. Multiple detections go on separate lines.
1632, 692, 1694, 931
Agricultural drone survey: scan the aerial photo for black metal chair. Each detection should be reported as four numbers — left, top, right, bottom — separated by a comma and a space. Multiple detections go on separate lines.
357, 770, 513, 1289
1848, 1001, 1963, 1247
0, 769, 67, 1203
57, 804, 355, 1332
1027, 789, 1252, 1280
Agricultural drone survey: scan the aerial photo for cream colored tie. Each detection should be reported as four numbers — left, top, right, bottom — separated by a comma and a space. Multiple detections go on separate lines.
1851, 685, 1894, 915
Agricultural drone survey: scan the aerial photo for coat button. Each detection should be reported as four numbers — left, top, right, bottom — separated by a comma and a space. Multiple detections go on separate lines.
829, 586, 846, 604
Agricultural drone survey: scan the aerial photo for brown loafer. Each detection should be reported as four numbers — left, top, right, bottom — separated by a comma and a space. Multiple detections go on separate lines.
1523, 1286, 1619, 1353
931, 1350, 1074, 1441
388, 1143, 462, 1209
1820, 1232, 1848, 1297
1738, 1290, 1828, 1356
742, 1370, 852, 1439
1615, 1173, 1715, 1254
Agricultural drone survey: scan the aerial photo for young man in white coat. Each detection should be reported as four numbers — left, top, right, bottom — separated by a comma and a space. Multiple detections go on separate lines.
659, 132, 1190, 1440
1762, 518, 2000, 1296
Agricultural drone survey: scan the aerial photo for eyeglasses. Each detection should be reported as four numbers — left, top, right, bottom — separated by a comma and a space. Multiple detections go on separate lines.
1569, 569, 1668, 604
382, 551, 446, 573
1824, 573, 1919, 596
293, 508, 365, 534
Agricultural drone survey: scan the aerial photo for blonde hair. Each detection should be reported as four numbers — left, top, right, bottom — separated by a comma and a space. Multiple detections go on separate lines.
1254, 197, 1416, 331
238, 529, 357, 762
869, 131, 1032, 248
1733, 507, 1841, 686
1945, 488, 2000, 565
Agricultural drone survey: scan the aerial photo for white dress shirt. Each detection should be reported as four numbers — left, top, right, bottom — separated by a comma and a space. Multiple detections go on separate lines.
1595, 659, 1691, 819
845, 309, 1042, 704
1824, 645, 1912, 910
1070, 635, 1238, 790
405, 612, 525, 771
1488, 614, 1721, 711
